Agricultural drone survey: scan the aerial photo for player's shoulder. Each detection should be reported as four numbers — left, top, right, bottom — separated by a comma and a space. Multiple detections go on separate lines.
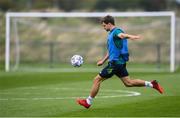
113, 28, 124, 37
115, 27, 124, 33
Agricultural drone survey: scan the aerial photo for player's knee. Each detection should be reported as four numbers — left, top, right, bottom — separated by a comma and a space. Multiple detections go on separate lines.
123, 78, 133, 87
124, 81, 133, 87
93, 75, 104, 84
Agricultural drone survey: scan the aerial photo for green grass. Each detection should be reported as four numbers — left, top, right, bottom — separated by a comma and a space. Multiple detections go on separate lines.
0, 70, 180, 117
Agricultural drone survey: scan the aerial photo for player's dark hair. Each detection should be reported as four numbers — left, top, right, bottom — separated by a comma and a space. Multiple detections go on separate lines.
100, 15, 115, 25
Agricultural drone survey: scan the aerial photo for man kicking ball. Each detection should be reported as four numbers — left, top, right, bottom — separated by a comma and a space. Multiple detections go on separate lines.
77, 15, 164, 109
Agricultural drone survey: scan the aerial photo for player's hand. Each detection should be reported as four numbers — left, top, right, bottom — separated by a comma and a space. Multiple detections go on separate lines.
132, 35, 143, 40
97, 60, 104, 66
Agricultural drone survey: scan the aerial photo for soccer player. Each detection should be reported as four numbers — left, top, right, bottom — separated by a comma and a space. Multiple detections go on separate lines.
77, 15, 164, 109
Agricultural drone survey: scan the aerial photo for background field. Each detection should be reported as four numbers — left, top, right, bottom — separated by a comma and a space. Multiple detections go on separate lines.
7, 16, 178, 72
0, 68, 180, 117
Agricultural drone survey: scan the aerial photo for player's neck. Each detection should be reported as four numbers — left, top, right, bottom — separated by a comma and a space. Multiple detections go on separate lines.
110, 25, 116, 31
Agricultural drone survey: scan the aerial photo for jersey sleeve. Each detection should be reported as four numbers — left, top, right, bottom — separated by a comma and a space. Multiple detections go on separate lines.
113, 29, 123, 39
113, 29, 124, 49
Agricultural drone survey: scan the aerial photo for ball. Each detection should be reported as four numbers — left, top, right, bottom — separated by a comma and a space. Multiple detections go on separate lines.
71, 55, 83, 67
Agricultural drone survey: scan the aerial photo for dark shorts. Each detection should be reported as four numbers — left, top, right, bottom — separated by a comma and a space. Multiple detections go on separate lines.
99, 61, 129, 79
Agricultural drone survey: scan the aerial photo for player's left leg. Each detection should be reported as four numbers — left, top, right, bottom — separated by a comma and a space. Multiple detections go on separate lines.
115, 63, 164, 94
114, 64, 146, 87
121, 76, 148, 87
121, 76, 164, 94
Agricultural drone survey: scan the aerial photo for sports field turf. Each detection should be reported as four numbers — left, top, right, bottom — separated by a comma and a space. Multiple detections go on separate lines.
0, 69, 180, 117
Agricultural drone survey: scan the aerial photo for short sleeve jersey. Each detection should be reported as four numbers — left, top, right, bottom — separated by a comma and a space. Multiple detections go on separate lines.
107, 28, 129, 64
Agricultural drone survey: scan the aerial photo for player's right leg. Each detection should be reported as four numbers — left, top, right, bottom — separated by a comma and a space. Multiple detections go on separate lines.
77, 63, 114, 109
90, 75, 106, 98
76, 75, 105, 109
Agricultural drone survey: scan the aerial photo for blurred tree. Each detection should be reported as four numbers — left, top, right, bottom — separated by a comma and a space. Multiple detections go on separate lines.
26, 0, 33, 9
176, 0, 180, 5
140, 0, 167, 11
55, 0, 81, 11
176, 0, 180, 11
0, 0, 13, 11
32, 0, 52, 9
53, 0, 59, 8
11, 0, 33, 10
0, 0, 178, 13
94, 0, 143, 11
79, 0, 98, 11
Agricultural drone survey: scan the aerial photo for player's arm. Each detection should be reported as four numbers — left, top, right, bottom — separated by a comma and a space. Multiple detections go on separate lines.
118, 33, 141, 40
97, 52, 109, 66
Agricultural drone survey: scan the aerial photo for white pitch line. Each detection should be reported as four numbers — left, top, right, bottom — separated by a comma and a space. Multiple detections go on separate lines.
0, 87, 141, 101
15, 67, 169, 73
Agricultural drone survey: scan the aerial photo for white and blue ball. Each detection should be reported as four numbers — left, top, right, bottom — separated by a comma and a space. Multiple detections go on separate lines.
71, 55, 83, 67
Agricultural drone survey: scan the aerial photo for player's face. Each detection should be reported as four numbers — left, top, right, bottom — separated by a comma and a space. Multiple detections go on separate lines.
102, 22, 110, 32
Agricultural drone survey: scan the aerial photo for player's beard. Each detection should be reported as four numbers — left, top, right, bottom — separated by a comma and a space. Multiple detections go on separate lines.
105, 29, 110, 32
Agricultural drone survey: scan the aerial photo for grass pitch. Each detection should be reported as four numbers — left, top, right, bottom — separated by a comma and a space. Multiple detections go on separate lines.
0, 70, 180, 117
